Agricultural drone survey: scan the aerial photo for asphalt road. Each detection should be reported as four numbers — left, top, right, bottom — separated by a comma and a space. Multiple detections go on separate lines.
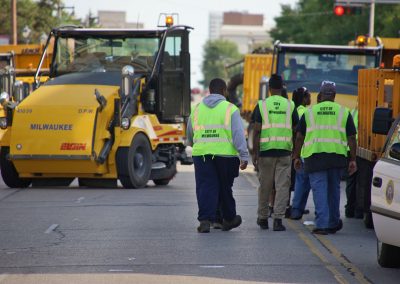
0, 164, 399, 284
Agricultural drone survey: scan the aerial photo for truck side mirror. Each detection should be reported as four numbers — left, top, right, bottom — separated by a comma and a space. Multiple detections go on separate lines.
372, 107, 393, 135
389, 142, 400, 160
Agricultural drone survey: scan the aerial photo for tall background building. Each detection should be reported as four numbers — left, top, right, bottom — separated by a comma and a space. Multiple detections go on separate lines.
209, 11, 270, 54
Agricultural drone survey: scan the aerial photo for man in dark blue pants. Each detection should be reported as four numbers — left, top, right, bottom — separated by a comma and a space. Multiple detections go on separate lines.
194, 156, 240, 225
187, 78, 249, 233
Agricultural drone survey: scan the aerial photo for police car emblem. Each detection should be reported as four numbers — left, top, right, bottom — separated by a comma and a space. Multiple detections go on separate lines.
386, 180, 394, 205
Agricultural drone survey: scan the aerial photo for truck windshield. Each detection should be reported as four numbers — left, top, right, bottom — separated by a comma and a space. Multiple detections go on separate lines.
276, 50, 377, 95
54, 36, 160, 74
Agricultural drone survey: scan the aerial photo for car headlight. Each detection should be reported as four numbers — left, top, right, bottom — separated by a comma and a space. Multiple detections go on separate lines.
0, 117, 8, 129
121, 117, 131, 130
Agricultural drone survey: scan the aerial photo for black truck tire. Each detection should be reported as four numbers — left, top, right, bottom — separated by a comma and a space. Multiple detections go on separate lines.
153, 162, 177, 186
0, 147, 31, 188
117, 133, 152, 189
377, 240, 400, 268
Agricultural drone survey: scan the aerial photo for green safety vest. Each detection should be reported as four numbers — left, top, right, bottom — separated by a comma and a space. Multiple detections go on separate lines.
297, 105, 306, 118
303, 101, 349, 158
191, 100, 238, 156
258, 96, 294, 151
297, 105, 308, 157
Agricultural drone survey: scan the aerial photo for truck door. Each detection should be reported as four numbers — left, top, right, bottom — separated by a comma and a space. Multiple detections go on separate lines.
157, 30, 190, 123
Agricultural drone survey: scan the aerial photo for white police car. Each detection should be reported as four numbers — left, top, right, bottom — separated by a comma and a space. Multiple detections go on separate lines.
371, 116, 400, 268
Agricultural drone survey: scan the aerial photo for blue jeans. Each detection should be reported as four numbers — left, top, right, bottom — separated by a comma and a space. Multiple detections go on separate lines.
291, 162, 311, 218
308, 168, 342, 229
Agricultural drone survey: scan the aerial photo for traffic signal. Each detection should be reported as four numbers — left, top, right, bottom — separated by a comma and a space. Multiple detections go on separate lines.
333, 4, 362, 16
334, 5, 345, 16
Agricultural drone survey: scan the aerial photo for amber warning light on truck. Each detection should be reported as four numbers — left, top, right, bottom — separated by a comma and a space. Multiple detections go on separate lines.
166, 16, 174, 27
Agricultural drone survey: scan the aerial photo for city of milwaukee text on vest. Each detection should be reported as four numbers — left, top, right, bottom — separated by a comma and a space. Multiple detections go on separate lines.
317, 106, 336, 115
201, 129, 219, 138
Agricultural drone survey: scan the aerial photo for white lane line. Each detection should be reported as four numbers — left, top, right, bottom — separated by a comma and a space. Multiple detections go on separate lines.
75, 197, 85, 203
199, 265, 225, 268
108, 269, 133, 272
44, 224, 59, 234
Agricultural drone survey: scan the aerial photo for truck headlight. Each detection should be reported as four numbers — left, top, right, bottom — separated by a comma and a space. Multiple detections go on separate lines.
0, 117, 8, 129
121, 117, 131, 130
0, 92, 10, 106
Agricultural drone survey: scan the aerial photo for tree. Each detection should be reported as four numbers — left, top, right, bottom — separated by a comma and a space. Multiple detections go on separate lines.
0, 0, 79, 44
200, 39, 241, 88
270, 0, 400, 45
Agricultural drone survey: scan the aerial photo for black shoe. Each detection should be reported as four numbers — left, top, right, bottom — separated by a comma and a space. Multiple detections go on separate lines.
327, 219, 343, 234
290, 208, 303, 220
273, 219, 286, 231
312, 228, 329, 235
222, 215, 242, 231
197, 221, 210, 233
290, 214, 302, 220
303, 209, 310, 215
257, 218, 269, 230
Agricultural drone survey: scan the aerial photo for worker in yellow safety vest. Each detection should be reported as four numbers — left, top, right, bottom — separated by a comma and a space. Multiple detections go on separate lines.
293, 81, 357, 235
290, 87, 312, 220
252, 74, 299, 231
186, 78, 249, 233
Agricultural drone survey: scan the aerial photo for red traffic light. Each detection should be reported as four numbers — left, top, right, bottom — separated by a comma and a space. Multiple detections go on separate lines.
334, 5, 345, 16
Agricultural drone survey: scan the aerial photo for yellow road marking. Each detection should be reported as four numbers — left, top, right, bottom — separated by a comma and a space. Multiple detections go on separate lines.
314, 234, 372, 284
286, 220, 348, 284
241, 172, 371, 284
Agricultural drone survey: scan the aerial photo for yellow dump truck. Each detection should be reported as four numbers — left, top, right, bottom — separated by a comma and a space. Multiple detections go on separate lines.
0, 43, 51, 75
0, 24, 193, 188
357, 58, 400, 227
0, 43, 52, 95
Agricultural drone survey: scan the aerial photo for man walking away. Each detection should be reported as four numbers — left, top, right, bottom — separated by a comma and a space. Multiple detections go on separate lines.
252, 74, 299, 231
187, 78, 249, 233
293, 81, 357, 235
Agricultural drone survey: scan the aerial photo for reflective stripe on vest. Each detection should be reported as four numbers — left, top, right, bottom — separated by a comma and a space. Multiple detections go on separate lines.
191, 101, 238, 156
302, 102, 348, 158
259, 96, 293, 151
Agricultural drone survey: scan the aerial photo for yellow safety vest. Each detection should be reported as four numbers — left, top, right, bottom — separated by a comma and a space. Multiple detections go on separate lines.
191, 101, 238, 156
259, 96, 294, 151
303, 101, 349, 158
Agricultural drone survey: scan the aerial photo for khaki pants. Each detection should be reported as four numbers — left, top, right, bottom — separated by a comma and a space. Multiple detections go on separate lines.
257, 155, 291, 219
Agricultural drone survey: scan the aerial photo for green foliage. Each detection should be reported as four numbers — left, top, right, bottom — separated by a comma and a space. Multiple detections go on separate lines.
0, 0, 80, 44
271, 0, 400, 45
200, 39, 241, 88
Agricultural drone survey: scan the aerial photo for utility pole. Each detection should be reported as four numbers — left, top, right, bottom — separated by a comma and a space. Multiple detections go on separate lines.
11, 0, 17, 44
369, 0, 375, 37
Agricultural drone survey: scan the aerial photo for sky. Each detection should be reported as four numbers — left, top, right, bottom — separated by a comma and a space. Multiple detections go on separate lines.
64, 0, 299, 88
